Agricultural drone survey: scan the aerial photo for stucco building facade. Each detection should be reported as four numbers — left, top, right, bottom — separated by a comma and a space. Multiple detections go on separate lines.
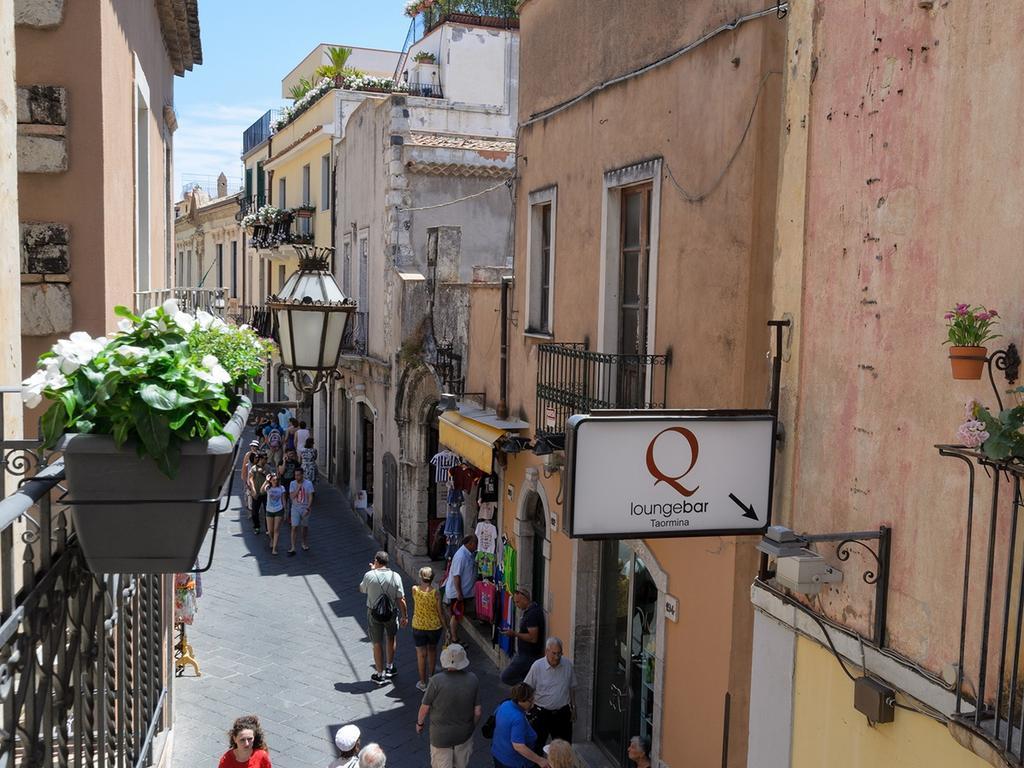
747, 2, 1024, 767
15, 0, 200, 401
452, 1, 786, 766
328, 15, 519, 565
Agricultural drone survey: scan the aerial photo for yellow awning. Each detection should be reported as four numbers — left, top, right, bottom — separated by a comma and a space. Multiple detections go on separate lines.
438, 411, 505, 472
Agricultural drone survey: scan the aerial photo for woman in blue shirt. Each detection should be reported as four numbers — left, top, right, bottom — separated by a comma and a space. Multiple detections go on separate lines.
492, 683, 549, 768
262, 473, 286, 556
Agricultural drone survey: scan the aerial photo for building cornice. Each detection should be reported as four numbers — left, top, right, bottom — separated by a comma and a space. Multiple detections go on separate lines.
156, 0, 203, 76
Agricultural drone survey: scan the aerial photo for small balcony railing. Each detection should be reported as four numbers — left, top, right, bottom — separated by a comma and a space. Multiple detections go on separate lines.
249, 210, 314, 250
228, 304, 273, 339
407, 82, 444, 99
134, 287, 227, 316
0, 388, 170, 766
939, 444, 1024, 763
240, 194, 267, 217
341, 312, 368, 356
536, 342, 671, 436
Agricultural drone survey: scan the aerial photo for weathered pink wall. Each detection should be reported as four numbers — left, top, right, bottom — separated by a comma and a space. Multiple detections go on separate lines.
784, 1, 1024, 669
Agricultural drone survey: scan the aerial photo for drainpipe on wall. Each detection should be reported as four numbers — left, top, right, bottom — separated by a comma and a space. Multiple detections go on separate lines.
497, 275, 513, 420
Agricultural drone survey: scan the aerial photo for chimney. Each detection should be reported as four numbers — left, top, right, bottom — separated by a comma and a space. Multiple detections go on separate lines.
217, 172, 227, 198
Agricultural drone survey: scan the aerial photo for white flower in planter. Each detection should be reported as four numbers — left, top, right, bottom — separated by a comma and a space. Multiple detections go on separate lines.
21, 366, 67, 409
113, 345, 147, 361
162, 298, 181, 316
196, 355, 232, 385
173, 311, 197, 333
52, 331, 108, 375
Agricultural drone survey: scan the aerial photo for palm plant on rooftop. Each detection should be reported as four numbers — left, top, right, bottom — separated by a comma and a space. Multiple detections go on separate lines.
315, 46, 362, 81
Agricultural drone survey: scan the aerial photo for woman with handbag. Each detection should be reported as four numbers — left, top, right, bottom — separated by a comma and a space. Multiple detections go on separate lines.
490, 683, 548, 768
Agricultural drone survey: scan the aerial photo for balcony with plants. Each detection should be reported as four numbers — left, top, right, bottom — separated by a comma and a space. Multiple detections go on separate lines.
404, 0, 519, 33
272, 46, 411, 136
240, 205, 314, 250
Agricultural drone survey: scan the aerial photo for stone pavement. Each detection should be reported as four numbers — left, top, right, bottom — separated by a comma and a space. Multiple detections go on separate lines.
170, 444, 506, 768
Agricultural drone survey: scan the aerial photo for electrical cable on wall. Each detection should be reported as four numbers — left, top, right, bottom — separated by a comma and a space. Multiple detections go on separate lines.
662, 70, 781, 204
521, 3, 789, 127
399, 177, 514, 212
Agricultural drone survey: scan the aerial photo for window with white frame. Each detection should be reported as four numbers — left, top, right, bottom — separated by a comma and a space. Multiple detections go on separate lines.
526, 186, 556, 335
278, 177, 286, 209
598, 159, 662, 405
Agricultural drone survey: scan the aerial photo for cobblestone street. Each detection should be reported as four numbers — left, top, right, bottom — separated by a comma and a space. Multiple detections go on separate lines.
170, 450, 505, 768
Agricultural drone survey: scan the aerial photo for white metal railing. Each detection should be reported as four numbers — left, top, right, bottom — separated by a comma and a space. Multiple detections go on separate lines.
134, 287, 228, 316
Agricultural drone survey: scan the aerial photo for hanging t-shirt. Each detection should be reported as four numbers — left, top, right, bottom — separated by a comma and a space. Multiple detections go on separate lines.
475, 520, 498, 556
502, 542, 517, 594
430, 450, 460, 483
450, 464, 483, 492
479, 473, 500, 502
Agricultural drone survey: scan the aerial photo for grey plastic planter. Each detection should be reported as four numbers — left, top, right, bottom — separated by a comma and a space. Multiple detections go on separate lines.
59, 398, 251, 574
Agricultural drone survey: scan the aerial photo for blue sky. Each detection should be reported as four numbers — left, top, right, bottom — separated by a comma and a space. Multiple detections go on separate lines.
173, 0, 411, 198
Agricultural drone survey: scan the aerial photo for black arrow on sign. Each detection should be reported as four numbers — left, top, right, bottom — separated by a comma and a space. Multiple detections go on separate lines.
729, 493, 758, 521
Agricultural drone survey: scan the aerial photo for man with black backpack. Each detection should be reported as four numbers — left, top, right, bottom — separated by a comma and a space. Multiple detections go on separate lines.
359, 551, 409, 684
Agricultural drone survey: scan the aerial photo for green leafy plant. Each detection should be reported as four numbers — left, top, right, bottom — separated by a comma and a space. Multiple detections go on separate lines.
21, 301, 272, 477
288, 77, 314, 101
315, 46, 355, 81
964, 399, 1024, 461
413, 51, 437, 64
944, 303, 1000, 347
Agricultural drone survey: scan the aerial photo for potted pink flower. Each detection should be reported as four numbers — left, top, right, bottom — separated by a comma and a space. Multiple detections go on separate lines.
943, 303, 1000, 380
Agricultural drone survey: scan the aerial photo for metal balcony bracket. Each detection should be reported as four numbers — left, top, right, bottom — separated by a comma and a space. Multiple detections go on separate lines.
986, 344, 1020, 411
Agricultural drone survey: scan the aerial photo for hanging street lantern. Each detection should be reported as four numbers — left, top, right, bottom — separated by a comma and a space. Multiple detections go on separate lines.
266, 245, 356, 395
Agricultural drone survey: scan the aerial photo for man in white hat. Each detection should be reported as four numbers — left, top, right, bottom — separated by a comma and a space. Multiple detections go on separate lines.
329, 724, 361, 768
416, 643, 481, 768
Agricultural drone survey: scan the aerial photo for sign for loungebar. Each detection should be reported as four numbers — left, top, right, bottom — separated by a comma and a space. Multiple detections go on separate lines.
565, 412, 775, 539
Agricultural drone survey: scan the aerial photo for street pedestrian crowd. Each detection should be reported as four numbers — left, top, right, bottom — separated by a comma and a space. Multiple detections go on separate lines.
222, 413, 652, 768
242, 408, 318, 557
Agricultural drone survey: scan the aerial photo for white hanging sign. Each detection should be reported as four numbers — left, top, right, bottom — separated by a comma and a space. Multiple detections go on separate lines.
566, 412, 775, 539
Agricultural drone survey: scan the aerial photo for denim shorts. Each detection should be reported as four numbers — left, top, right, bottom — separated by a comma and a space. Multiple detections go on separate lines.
412, 628, 442, 647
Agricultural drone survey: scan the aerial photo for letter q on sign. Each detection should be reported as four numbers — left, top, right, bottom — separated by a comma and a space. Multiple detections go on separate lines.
645, 427, 700, 497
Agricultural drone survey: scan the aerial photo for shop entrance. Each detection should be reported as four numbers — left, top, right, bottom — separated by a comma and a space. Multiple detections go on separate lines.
594, 541, 658, 766
359, 405, 374, 505
528, 495, 546, 608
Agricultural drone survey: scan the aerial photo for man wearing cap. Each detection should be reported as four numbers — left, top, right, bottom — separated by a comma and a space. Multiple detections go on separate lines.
416, 643, 481, 768
329, 724, 361, 768
499, 586, 546, 686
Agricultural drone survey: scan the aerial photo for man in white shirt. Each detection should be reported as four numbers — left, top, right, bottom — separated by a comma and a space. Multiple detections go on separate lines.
524, 637, 577, 749
295, 420, 311, 453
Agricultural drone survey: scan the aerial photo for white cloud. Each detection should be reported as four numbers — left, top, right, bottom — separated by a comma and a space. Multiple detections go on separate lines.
172, 101, 277, 197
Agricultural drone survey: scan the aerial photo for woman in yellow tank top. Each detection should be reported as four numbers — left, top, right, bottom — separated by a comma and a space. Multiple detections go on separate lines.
412, 566, 445, 691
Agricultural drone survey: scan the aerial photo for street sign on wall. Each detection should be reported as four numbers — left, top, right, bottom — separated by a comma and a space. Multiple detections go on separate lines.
565, 412, 776, 539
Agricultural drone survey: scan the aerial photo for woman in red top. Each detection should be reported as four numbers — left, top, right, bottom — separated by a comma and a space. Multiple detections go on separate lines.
218, 715, 272, 768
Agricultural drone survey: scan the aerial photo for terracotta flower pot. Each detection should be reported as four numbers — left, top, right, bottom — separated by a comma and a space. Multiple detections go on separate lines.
949, 346, 988, 380
59, 398, 250, 574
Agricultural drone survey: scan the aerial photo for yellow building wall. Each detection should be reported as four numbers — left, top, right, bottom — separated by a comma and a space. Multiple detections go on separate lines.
792, 637, 990, 768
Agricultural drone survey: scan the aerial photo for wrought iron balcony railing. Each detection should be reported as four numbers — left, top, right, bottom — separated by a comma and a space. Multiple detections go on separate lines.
134, 287, 227, 316
249, 210, 316, 250
535, 342, 671, 436
407, 82, 445, 99
341, 311, 368, 356
0, 387, 170, 766
227, 304, 274, 339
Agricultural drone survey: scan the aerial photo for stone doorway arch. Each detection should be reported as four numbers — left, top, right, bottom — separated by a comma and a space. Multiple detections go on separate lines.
395, 363, 442, 556
516, 468, 552, 610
